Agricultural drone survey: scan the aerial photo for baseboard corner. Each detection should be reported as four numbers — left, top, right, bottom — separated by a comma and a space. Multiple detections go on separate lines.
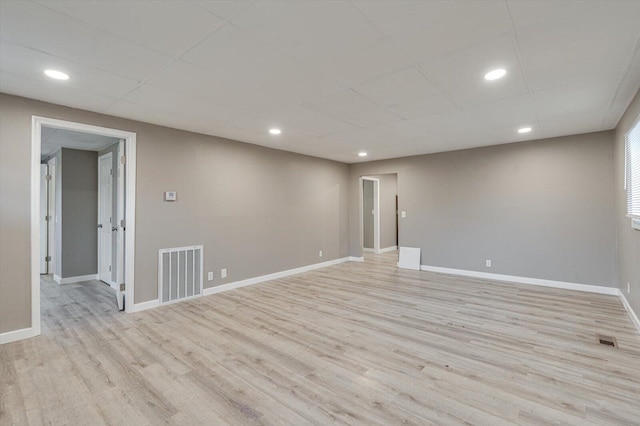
618, 291, 640, 336
0, 327, 39, 345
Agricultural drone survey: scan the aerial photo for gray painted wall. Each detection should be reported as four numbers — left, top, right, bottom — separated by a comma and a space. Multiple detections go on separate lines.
614, 89, 640, 318
0, 90, 632, 336
60, 148, 98, 278
363, 179, 374, 249
350, 132, 618, 288
0, 93, 350, 333
98, 143, 119, 283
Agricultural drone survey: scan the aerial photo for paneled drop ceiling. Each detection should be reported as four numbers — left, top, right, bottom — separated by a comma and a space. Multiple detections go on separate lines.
40, 126, 120, 158
1, 0, 639, 163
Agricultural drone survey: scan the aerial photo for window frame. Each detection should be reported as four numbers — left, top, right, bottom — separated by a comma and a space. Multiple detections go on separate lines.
624, 113, 640, 219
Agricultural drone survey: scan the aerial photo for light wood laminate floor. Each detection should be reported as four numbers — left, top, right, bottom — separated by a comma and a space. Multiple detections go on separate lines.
1, 252, 639, 425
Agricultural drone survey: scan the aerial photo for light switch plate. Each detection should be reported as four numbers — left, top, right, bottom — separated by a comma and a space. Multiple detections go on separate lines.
164, 191, 177, 201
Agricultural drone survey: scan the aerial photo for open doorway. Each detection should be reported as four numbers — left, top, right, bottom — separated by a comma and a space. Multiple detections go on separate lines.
361, 173, 398, 254
32, 117, 137, 338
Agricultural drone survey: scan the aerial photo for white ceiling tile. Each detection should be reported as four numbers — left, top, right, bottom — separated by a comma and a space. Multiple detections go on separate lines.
232, 104, 358, 139
41, 127, 120, 157
403, 110, 493, 150
32, 0, 225, 57
0, 70, 118, 112
355, 67, 456, 119
533, 79, 614, 133
192, 0, 256, 21
121, 82, 238, 123
105, 98, 226, 135
517, 9, 640, 91
0, 0, 172, 80
232, 1, 385, 62
458, 94, 539, 131
41, 126, 56, 141
181, 25, 343, 105
303, 89, 402, 128
144, 60, 243, 106
420, 35, 529, 107
0, 40, 141, 99
304, 38, 415, 87
507, 0, 632, 31
355, 0, 513, 63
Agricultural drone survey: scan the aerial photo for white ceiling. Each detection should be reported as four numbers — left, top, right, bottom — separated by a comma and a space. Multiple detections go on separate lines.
1, 0, 639, 164
41, 126, 120, 158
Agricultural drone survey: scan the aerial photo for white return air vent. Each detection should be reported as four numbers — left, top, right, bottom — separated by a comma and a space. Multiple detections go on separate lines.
158, 245, 203, 304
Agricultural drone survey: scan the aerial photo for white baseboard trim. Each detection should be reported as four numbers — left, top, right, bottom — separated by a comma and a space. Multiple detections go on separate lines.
0, 327, 38, 345
128, 257, 357, 313
363, 248, 375, 253
618, 291, 640, 336
204, 257, 352, 297
53, 274, 99, 285
349, 256, 365, 262
377, 246, 398, 254
420, 264, 619, 296
129, 299, 160, 313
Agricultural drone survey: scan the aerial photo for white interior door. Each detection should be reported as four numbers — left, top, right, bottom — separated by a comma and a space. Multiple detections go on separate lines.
98, 153, 113, 284
47, 157, 56, 275
40, 164, 48, 274
116, 140, 125, 310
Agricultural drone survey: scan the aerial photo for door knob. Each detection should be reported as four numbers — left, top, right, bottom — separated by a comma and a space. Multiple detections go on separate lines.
98, 224, 103, 228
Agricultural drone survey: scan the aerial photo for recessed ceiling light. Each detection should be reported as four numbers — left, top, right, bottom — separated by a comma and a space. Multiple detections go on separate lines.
484, 68, 506, 81
518, 127, 532, 133
358, 152, 367, 157
44, 69, 70, 80
269, 128, 281, 135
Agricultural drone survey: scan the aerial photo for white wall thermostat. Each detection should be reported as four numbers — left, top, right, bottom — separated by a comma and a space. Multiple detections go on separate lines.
164, 191, 177, 201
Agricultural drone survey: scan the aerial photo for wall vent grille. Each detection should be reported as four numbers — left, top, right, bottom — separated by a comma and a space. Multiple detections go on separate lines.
158, 245, 203, 304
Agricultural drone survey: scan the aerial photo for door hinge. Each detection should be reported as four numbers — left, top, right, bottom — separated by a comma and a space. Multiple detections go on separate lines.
45, 174, 52, 181
110, 168, 113, 176
45, 215, 49, 221
45, 256, 51, 262
119, 283, 125, 292
120, 155, 126, 165
108, 265, 112, 272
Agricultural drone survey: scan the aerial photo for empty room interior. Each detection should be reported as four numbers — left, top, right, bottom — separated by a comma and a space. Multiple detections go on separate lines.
1, 1, 640, 425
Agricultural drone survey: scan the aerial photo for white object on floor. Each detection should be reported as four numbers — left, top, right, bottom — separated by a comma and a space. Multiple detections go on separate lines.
398, 246, 421, 270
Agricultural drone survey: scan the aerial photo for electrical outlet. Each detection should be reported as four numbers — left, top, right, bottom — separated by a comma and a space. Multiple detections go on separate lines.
319, 250, 323, 257
628, 282, 631, 294
485, 259, 492, 268
221, 268, 227, 278
207, 272, 213, 281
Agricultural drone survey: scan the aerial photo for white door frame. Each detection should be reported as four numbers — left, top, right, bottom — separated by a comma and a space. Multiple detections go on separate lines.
47, 156, 56, 276
98, 152, 114, 286
39, 164, 48, 274
31, 117, 137, 338
360, 176, 380, 253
